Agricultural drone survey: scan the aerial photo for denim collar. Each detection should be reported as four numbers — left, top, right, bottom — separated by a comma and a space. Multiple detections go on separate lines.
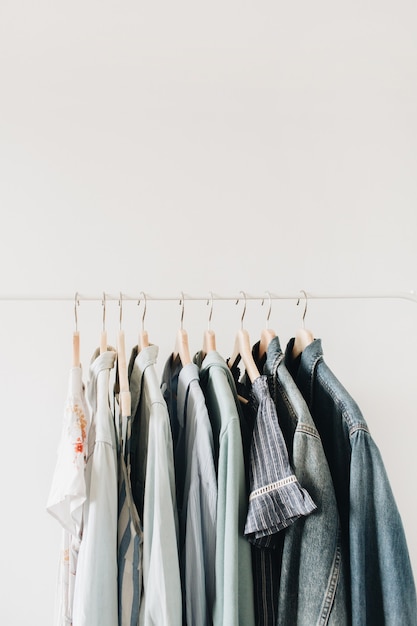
264, 335, 285, 378
285, 338, 323, 407
177, 362, 200, 428
129, 344, 159, 417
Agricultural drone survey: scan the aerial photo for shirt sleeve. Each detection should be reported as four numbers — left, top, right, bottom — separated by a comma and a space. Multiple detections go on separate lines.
244, 376, 316, 546
46, 370, 89, 536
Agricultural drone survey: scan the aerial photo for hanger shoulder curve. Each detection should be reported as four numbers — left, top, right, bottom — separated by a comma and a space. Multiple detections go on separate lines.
174, 328, 192, 365
228, 328, 260, 383
292, 327, 314, 359
258, 327, 276, 360
72, 331, 80, 368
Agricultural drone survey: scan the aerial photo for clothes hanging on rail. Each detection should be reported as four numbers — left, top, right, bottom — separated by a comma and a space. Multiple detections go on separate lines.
284, 338, 417, 626
47, 328, 417, 626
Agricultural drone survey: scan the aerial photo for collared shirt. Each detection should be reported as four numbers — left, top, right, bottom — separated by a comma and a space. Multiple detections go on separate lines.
264, 337, 349, 626
117, 355, 143, 626
72, 348, 119, 626
161, 354, 184, 512
285, 338, 417, 626
47, 366, 90, 626
162, 358, 217, 626
129, 345, 182, 626
196, 350, 255, 626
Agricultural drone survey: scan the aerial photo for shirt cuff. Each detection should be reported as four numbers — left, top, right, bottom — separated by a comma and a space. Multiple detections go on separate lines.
244, 473, 317, 546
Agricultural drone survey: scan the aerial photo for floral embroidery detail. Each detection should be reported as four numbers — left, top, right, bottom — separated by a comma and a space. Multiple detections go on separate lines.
74, 438, 84, 454
66, 402, 88, 464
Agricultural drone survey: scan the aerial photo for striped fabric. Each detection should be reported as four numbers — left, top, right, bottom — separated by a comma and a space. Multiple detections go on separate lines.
244, 375, 316, 546
117, 411, 143, 626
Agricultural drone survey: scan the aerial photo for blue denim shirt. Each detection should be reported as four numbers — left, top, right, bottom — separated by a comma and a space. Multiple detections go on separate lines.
264, 337, 349, 626
285, 338, 417, 626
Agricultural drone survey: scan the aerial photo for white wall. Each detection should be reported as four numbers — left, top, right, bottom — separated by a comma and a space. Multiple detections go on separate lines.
0, 1, 416, 623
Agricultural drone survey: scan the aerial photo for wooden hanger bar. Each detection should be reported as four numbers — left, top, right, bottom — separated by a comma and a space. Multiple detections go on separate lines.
0, 291, 416, 303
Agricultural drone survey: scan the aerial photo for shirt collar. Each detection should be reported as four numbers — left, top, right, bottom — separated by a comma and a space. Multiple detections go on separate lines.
285, 338, 323, 406
129, 344, 159, 417
177, 362, 200, 426
87, 348, 117, 414
264, 335, 284, 377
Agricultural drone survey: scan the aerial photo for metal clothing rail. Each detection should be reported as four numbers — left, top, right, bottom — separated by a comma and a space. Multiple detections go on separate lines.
0, 290, 416, 303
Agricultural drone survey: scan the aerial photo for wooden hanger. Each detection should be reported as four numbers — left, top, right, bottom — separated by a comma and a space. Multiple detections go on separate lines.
258, 291, 276, 360
292, 290, 314, 358
72, 292, 80, 368
173, 293, 191, 365
228, 292, 260, 384
138, 292, 149, 350
202, 292, 216, 356
117, 293, 131, 418
100, 292, 107, 354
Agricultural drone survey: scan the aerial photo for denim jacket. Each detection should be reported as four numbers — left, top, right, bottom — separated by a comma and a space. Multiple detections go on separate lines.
264, 338, 349, 626
285, 338, 417, 626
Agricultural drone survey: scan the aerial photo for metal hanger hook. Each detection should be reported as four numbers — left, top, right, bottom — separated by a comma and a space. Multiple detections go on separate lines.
207, 292, 214, 330
236, 290, 247, 329
74, 292, 80, 332
296, 289, 308, 328
179, 292, 185, 330
102, 292, 106, 332
261, 291, 272, 328
138, 291, 147, 331
118, 292, 123, 330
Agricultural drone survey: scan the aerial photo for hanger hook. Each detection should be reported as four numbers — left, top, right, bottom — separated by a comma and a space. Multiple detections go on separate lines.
138, 291, 147, 331
74, 292, 80, 332
179, 292, 185, 330
296, 289, 308, 328
207, 292, 214, 330
261, 291, 272, 328
119, 292, 123, 330
236, 290, 247, 329
102, 292, 106, 332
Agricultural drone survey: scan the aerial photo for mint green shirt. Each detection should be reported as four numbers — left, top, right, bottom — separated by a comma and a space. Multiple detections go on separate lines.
196, 351, 255, 626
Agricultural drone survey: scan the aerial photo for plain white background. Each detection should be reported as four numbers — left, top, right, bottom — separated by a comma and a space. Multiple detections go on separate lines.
0, 1, 416, 623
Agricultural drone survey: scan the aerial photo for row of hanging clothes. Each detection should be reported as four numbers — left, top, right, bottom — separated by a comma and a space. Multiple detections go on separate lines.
47, 292, 417, 626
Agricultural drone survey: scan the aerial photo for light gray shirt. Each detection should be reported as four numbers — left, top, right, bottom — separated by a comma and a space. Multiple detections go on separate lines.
165, 361, 218, 625
73, 349, 118, 626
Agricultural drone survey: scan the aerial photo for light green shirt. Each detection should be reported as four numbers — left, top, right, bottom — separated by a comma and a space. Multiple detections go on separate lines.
197, 350, 255, 626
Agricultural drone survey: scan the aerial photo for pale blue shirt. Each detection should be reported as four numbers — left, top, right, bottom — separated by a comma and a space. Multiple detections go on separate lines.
162, 360, 217, 625
72, 349, 118, 626
129, 345, 182, 626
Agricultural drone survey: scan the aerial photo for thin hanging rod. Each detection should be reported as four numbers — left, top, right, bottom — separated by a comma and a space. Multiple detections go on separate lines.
0, 290, 416, 304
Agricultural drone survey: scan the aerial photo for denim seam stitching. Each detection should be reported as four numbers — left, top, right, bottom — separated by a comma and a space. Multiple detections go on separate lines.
349, 424, 369, 436
296, 424, 321, 439
317, 528, 342, 626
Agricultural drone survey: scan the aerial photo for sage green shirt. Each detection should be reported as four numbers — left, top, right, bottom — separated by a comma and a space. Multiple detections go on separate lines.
196, 350, 255, 626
